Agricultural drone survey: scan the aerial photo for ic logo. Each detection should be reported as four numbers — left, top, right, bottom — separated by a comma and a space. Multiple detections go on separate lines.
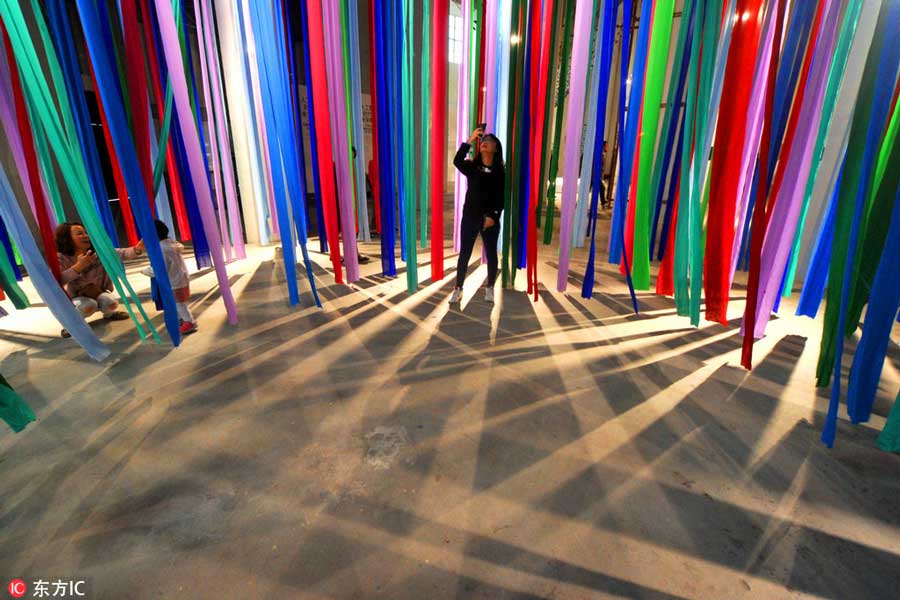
7, 579, 26, 598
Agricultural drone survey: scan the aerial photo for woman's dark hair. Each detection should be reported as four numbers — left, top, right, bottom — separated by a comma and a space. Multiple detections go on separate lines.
54, 222, 85, 256
154, 219, 169, 241
475, 134, 505, 171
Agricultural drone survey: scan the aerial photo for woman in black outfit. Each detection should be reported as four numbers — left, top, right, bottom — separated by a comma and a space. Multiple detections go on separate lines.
450, 126, 505, 304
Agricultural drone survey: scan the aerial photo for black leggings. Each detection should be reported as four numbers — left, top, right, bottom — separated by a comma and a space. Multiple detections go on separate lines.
456, 214, 500, 288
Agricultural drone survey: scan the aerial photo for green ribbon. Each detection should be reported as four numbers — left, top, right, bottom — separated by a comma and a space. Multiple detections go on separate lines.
631, 0, 675, 289
783, 0, 862, 295
844, 85, 900, 335
542, 0, 575, 244
0, 0, 159, 342
535, 0, 564, 230
0, 373, 34, 433
419, 0, 431, 248
402, 0, 418, 291
501, 0, 522, 286
0, 228, 28, 309
816, 2, 891, 387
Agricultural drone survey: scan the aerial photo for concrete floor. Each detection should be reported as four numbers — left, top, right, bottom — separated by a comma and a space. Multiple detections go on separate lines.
1, 210, 899, 599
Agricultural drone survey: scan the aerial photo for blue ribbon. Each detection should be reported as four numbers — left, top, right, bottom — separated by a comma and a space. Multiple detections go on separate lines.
822, 0, 900, 447
247, 0, 320, 307
517, 0, 535, 270
298, 1, 327, 252
391, 0, 406, 263
650, 0, 695, 258
0, 162, 111, 360
44, 0, 119, 244
655, 113, 686, 262
609, 0, 651, 265
298, 0, 327, 252
797, 164, 841, 317
766, 0, 816, 191
374, 0, 397, 276
0, 215, 22, 281
75, 0, 182, 346
147, 0, 211, 266
847, 186, 900, 424
582, 0, 616, 297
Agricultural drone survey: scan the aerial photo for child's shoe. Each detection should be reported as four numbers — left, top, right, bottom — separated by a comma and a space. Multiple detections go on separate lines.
179, 321, 198, 335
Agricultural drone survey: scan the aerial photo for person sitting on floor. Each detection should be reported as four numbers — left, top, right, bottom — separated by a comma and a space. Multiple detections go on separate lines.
55, 221, 145, 338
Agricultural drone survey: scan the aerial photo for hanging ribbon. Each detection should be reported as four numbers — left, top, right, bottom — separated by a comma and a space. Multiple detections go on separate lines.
782, 0, 865, 295
304, 0, 345, 281
581, 0, 615, 299
704, 0, 765, 324
820, 0, 900, 447
553, 0, 593, 291
728, 0, 778, 284
453, 0, 472, 254
0, 30, 62, 281
793, 0, 882, 288
401, 0, 417, 291
631, 0, 676, 289
1, 0, 159, 342
541, 0, 574, 244
246, 0, 321, 306
610, 0, 653, 266
418, 0, 432, 247
153, 0, 239, 324
817, 0, 898, 388
45, 0, 119, 241
0, 372, 35, 433
76, 0, 188, 344
430, 0, 449, 281
347, 0, 371, 243
649, 0, 695, 260
373, 0, 397, 276
298, 0, 327, 251
846, 186, 900, 426
193, 0, 232, 261
0, 161, 110, 360
525, 0, 554, 299
750, 0, 842, 344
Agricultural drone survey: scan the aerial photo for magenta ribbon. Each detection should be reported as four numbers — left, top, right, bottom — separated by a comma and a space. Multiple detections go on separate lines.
555, 0, 593, 291
198, 0, 245, 260
752, 0, 843, 337
154, 0, 238, 323
0, 41, 49, 226
730, 0, 778, 281
322, 0, 360, 281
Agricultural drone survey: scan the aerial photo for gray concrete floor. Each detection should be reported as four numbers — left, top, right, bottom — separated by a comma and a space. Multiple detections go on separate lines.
1, 210, 899, 599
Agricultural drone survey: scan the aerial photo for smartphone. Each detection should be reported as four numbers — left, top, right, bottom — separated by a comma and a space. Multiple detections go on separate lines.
477, 122, 488, 133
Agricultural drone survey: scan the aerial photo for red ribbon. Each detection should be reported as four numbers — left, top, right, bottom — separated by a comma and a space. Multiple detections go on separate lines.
430, 0, 450, 280
306, 0, 344, 282
367, 0, 381, 234
2, 27, 61, 282
85, 49, 139, 246
139, 0, 192, 240
741, 0, 823, 366
704, 0, 766, 325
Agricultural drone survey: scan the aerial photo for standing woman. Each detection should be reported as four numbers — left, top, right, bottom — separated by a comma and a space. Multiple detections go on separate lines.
450, 126, 505, 303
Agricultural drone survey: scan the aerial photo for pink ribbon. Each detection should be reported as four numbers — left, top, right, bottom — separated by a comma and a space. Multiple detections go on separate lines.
154, 0, 238, 323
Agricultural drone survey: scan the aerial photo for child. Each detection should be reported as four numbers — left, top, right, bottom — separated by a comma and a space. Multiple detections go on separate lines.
143, 220, 197, 335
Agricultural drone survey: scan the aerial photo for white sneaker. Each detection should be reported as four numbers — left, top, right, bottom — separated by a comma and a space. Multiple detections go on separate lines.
449, 288, 462, 303
485, 287, 494, 303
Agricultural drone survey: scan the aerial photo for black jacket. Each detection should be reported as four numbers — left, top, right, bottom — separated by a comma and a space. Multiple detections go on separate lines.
453, 143, 505, 222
